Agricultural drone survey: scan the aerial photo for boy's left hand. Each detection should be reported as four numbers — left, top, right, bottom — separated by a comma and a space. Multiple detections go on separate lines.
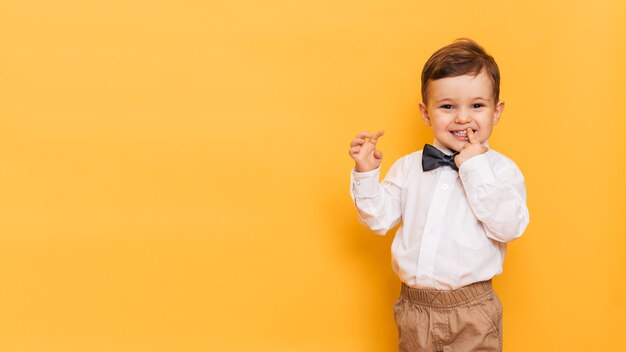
454, 128, 488, 168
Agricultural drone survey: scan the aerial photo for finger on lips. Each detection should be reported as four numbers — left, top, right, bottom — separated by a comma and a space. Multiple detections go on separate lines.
466, 128, 479, 144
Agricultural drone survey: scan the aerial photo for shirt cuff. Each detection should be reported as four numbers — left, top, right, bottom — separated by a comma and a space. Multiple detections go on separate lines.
458, 153, 497, 186
351, 167, 381, 197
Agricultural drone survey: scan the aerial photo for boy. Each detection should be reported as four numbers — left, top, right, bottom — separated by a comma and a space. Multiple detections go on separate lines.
348, 38, 529, 351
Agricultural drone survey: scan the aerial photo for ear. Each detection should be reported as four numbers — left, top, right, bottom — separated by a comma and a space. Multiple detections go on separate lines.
419, 102, 431, 126
492, 100, 505, 125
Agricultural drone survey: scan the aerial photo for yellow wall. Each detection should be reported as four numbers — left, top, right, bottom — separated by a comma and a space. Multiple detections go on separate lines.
0, 1, 624, 351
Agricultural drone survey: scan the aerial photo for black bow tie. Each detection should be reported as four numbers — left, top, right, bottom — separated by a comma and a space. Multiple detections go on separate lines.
422, 144, 459, 172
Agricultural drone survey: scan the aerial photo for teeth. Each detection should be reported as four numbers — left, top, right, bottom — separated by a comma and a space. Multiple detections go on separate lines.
452, 130, 468, 136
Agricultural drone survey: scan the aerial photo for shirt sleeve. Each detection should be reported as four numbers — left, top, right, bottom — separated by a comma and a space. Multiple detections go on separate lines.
349, 157, 406, 235
458, 153, 530, 243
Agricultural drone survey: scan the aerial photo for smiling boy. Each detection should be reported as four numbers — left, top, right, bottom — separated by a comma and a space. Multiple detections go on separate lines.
348, 38, 529, 351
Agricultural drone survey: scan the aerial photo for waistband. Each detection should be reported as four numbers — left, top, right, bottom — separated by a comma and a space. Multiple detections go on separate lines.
400, 280, 493, 308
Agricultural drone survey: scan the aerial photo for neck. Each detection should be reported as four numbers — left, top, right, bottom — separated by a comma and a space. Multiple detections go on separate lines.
433, 139, 490, 154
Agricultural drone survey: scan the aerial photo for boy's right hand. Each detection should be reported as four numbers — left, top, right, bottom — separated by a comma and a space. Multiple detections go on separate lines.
348, 130, 385, 172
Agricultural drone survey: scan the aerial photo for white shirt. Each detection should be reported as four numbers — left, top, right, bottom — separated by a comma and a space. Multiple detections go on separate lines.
350, 140, 529, 290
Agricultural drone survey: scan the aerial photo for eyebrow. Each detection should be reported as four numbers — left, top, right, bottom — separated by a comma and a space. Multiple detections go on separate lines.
435, 97, 489, 104
435, 97, 489, 103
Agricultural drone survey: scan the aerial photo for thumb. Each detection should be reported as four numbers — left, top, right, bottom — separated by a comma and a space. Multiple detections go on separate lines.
373, 150, 383, 160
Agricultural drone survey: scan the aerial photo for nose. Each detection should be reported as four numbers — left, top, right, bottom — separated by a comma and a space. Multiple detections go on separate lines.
454, 107, 472, 124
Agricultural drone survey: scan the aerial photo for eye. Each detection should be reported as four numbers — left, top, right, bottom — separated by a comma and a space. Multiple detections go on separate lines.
440, 104, 453, 109
472, 103, 484, 109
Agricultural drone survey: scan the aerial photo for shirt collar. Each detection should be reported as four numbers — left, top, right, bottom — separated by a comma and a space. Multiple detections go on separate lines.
432, 139, 490, 155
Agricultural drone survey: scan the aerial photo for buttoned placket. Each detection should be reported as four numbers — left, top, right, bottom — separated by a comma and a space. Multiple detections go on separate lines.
415, 167, 459, 281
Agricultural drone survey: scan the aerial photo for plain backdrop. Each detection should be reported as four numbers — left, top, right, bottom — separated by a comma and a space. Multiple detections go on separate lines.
0, 0, 625, 351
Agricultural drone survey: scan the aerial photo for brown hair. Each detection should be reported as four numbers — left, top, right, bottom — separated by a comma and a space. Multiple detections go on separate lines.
421, 38, 500, 104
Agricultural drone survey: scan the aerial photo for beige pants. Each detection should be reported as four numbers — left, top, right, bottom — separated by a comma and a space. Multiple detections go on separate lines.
393, 280, 503, 352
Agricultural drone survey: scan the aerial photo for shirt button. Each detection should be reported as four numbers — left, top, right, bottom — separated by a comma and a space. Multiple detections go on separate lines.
356, 180, 361, 185
441, 184, 449, 190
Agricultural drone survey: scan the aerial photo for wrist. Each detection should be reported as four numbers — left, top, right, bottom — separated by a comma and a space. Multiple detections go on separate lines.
355, 164, 379, 173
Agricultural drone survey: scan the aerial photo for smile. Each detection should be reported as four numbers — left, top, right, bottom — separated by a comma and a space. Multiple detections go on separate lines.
452, 130, 468, 137
451, 129, 476, 136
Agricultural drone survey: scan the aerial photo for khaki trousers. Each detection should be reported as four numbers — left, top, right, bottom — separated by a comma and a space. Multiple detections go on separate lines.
393, 280, 503, 352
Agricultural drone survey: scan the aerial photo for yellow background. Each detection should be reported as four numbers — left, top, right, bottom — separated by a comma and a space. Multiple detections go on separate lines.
1, 0, 625, 351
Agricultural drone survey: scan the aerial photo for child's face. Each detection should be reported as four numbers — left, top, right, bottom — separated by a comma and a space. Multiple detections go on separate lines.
419, 69, 505, 153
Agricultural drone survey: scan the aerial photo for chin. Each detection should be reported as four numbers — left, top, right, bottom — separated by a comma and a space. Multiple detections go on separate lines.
442, 139, 464, 153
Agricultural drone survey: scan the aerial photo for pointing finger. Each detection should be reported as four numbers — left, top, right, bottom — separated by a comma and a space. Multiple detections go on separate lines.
356, 131, 372, 139
368, 130, 385, 144
467, 128, 479, 144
